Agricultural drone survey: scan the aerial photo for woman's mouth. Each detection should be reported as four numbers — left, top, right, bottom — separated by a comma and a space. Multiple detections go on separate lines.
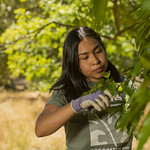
94, 66, 104, 73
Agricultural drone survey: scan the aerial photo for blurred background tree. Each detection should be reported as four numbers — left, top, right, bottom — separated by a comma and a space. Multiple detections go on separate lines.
0, 0, 42, 88
0, 0, 138, 91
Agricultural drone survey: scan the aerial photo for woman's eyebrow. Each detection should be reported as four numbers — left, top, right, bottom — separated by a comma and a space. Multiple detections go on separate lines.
79, 52, 88, 55
93, 44, 100, 51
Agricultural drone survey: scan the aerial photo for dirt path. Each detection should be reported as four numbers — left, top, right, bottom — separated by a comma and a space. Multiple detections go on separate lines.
0, 90, 66, 150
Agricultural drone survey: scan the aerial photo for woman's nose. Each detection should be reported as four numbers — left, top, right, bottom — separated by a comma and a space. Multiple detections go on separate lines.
91, 55, 101, 65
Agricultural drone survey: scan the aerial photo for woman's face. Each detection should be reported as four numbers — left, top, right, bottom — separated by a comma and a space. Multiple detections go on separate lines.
78, 37, 108, 82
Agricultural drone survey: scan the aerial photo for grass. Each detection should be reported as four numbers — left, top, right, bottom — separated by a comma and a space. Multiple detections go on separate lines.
0, 89, 66, 150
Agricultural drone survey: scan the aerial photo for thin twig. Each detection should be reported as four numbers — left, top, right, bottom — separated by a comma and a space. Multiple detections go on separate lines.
134, 102, 150, 135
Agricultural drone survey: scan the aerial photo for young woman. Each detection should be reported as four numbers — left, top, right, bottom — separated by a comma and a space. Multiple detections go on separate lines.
35, 26, 132, 150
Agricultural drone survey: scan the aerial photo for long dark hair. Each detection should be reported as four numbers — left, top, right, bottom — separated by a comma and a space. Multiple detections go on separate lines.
50, 27, 121, 102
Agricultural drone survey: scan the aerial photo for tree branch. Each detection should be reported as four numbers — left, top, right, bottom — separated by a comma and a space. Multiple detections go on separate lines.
134, 101, 150, 135
0, 21, 137, 54
0, 21, 76, 54
113, 0, 120, 33
100, 23, 137, 40
29, 21, 76, 35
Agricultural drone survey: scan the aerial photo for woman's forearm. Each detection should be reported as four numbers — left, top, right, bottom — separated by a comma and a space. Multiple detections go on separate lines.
35, 103, 75, 137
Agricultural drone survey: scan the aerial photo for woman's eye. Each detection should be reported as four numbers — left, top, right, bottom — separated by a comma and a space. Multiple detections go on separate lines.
81, 56, 88, 60
96, 49, 102, 53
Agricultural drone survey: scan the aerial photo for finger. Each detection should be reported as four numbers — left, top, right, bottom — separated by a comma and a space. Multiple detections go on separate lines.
80, 100, 102, 111
95, 99, 106, 109
90, 101, 102, 111
98, 95, 110, 107
103, 89, 112, 98
80, 100, 92, 108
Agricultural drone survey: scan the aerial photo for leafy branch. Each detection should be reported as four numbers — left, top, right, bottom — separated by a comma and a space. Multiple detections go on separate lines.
0, 19, 137, 54
0, 21, 76, 54
99, 22, 137, 40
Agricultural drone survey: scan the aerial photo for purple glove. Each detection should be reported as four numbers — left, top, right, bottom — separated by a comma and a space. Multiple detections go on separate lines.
71, 91, 110, 113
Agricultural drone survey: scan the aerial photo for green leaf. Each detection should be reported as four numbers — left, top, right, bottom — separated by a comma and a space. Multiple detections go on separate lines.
116, 108, 131, 130
131, 60, 143, 77
140, 54, 150, 69
92, 0, 108, 25
101, 71, 111, 78
107, 80, 116, 96
141, 0, 150, 11
120, 83, 134, 96
106, 104, 124, 117
139, 24, 150, 41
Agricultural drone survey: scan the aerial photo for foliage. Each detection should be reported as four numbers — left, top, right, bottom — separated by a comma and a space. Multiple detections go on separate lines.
0, 0, 93, 90
0, 0, 42, 87
91, 0, 150, 149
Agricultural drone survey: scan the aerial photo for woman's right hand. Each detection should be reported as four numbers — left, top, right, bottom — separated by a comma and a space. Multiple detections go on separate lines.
71, 90, 111, 113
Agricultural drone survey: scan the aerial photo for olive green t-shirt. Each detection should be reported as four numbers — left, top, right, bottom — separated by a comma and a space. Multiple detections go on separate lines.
47, 81, 132, 150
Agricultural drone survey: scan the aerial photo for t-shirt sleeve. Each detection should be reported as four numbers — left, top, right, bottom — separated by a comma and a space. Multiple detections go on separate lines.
46, 90, 68, 107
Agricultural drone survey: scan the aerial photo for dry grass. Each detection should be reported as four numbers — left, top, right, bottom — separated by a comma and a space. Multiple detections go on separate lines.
0, 89, 66, 150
